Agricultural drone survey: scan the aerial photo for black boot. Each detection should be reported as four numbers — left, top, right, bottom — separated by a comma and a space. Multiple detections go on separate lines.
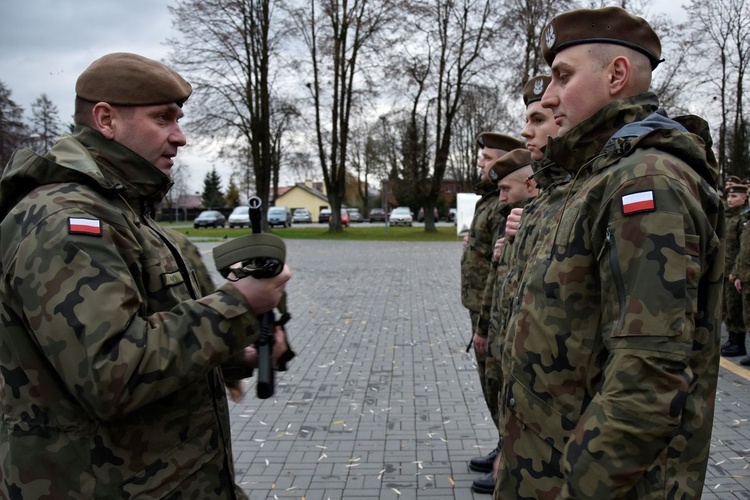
722, 332, 747, 357
741, 356, 750, 367
471, 472, 495, 494
469, 447, 498, 473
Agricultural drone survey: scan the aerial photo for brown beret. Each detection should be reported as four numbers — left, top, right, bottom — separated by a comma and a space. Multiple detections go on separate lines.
76, 52, 192, 106
542, 6, 662, 69
488, 149, 533, 182
726, 175, 742, 184
476, 132, 524, 152
725, 183, 749, 195
523, 75, 551, 106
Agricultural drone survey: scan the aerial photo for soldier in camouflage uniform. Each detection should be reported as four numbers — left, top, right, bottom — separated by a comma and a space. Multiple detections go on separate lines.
722, 183, 748, 357
472, 148, 538, 494
730, 185, 750, 366
477, 75, 561, 489
0, 53, 292, 499
461, 132, 524, 482
495, 7, 723, 499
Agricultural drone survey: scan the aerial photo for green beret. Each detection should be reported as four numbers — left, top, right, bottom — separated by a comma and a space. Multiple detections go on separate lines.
476, 132, 524, 152
523, 75, 551, 106
489, 149, 532, 182
76, 52, 192, 106
542, 6, 662, 69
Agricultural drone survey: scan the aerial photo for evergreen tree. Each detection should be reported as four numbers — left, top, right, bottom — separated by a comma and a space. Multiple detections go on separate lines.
225, 177, 241, 207
0, 81, 29, 171
30, 93, 61, 152
201, 168, 225, 208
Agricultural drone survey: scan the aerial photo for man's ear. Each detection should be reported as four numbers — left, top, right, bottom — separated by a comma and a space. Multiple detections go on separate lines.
608, 56, 631, 96
91, 103, 116, 139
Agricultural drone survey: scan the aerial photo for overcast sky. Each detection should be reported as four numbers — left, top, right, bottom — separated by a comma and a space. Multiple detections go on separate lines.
0, 0, 688, 194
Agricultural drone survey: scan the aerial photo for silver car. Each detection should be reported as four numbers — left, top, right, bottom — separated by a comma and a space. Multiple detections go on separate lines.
388, 206, 413, 226
292, 208, 313, 223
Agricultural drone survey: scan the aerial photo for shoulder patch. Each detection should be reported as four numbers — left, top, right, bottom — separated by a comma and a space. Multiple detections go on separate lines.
69, 217, 102, 236
621, 191, 655, 215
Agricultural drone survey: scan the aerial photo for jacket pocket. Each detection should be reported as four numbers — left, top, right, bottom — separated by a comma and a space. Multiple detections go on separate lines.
119, 426, 220, 498
505, 375, 578, 454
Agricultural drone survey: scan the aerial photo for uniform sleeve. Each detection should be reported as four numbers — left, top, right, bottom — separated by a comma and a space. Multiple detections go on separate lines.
476, 259, 496, 338
560, 174, 720, 497
9, 210, 262, 420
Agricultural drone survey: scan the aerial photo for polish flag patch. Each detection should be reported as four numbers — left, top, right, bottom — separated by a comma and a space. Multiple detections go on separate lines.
622, 191, 655, 215
68, 217, 102, 236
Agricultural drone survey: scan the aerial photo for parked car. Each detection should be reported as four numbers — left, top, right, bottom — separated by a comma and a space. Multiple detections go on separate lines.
417, 207, 439, 222
347, 207, 363, 223
228, 205, 250, 228
193, 210, 226, 228
329, 208, 350, 227
267, 206, 292, 228
447, 207, 457, 224
389, 206, 413, 226
318, 208, 331, 223
368, 208, 387, 223
292, 208, 313, 223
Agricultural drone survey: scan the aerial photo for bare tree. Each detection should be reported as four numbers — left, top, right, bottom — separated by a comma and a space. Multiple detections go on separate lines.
288, 0, 399, 232
168, 0, 288, 219
686, 0, 750, 179
388, 0, 498, 232
349, 119, 389, 209
496, 0, 576, 91
449, 86, 518, 193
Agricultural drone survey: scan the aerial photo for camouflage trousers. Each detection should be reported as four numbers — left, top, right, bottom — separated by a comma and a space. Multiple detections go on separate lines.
724, 279, 745, 334
484, 354, 501, 428
742, 285, 750, 329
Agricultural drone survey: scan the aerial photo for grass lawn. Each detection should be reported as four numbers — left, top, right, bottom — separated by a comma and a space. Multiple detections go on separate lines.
169, 224, 462, 242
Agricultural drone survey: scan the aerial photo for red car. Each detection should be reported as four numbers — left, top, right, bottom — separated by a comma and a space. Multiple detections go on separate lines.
329, 208, 350, 227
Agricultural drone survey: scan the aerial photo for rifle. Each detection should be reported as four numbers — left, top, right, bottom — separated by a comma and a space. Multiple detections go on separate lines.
212, 196, 295, 399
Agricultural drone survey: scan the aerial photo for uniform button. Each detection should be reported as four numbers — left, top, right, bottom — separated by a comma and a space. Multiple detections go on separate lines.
509, 398, 516, 408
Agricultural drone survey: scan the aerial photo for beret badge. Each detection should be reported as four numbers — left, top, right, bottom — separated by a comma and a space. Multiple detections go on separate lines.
545, 24, 556, 49
533, 79, 544, 95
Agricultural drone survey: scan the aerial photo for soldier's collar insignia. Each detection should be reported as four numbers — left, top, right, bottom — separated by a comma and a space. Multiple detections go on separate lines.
533, 79, 544, 95
545, 24, 556, 49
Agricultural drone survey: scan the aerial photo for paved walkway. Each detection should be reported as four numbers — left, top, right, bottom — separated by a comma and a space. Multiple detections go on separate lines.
195, 239, 750, 499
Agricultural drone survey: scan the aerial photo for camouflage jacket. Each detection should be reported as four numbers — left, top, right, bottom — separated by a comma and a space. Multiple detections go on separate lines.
496, 94, 724, 500
724, 206, 750, 275
0, 126, 259, 499
490, 159, 573, 367
729, 207, 750, 279
476, 203, 509, 339
479, 201, 526, 347
461, 181, 501, 332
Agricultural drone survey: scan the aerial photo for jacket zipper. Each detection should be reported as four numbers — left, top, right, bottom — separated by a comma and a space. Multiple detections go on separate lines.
605, 226, 627, 333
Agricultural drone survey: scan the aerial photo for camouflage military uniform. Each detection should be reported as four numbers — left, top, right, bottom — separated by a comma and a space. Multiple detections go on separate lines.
495, 94, 723, 499
724, 205, 746, 336
0, 126, 260, 498
732, 214, 750, 328
461, 181, 501, 407
477, 202, 511, 427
